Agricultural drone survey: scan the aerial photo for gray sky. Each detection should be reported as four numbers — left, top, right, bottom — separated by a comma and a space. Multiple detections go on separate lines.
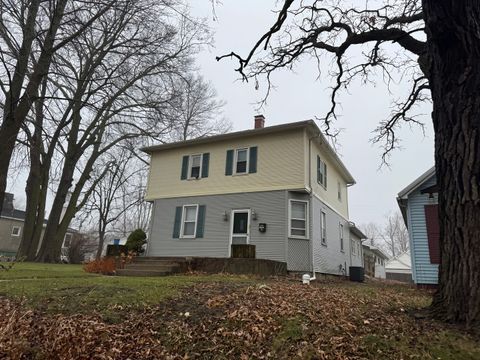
7, 1, 434, 228
190, 0, 434, 226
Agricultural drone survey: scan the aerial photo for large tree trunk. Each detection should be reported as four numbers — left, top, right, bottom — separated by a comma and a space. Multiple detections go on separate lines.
424, 0, 480, 328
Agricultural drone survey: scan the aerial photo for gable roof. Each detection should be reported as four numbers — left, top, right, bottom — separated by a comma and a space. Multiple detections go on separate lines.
141, 119, 356, 185
386, 252, 411, 271
397, 167, 436, 199
363, 244, 389, 260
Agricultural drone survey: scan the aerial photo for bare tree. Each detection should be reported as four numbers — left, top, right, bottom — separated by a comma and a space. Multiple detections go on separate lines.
0, 0, 115, 213
381, 212, 409, 257
359, 222, 382, 247
217, 0, 480, 327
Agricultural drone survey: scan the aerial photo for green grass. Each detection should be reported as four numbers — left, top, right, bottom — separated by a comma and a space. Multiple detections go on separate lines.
0, 262, 252, 322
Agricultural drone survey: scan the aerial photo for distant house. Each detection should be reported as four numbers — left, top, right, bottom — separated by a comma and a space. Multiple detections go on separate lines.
385, 252, 412, 283
142, 116, 365, 276
362, 244, 388, 278
397, 167, 439, 287
0, 193, 76, 259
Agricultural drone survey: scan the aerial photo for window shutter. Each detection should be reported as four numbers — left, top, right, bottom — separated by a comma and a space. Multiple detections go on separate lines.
173, 206, 182, 238
317, 156, 321, 184
225, 150, 234, 175
249, 146, 257, 173
180, 156, 189, 180
424, 204, 440, 264
323, 162, 328, 188
196, 205, 206, 238
201, 153, 210, 178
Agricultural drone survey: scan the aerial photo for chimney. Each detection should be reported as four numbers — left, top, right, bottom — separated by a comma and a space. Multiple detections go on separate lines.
254, 114, 265, 129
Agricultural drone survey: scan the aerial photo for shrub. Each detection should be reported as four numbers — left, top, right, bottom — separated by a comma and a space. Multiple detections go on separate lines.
83, 257, 116, 275
125, 229, 147, 254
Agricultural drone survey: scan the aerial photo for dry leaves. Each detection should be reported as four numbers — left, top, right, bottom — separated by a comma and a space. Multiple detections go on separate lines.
0, 279, 473, 359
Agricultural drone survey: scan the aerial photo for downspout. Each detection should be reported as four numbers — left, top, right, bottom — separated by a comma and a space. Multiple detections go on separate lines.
305, 129, 321, 283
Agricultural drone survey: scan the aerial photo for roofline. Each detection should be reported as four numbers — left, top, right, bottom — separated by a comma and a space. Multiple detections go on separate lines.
397, 166, 436, 199
141, 119, 356, 185
348, 222, 367, 239
363, 244, 389, 259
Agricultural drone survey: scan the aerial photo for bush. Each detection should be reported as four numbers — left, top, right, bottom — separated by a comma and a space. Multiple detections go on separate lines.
83, 257, 116, 275
125, 229, 147, 254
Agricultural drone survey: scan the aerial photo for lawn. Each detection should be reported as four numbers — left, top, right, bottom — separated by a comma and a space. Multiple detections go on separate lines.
0, 262, 479, 359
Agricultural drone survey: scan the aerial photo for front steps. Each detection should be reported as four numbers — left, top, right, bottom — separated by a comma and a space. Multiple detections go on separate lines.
116, 257, 188, 277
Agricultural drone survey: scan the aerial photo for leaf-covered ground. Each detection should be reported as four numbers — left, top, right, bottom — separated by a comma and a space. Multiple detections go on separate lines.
1, 277, 479, 359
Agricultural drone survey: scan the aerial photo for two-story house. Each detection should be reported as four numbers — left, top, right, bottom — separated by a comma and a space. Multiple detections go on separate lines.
142, 116, 363, 275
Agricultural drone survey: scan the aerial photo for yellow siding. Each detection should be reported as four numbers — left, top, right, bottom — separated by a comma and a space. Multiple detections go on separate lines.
309, 140, 350, 219
145, 129, 306, 200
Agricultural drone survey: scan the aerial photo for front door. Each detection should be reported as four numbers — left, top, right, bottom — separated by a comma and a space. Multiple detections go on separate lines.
231, 209, 250, 246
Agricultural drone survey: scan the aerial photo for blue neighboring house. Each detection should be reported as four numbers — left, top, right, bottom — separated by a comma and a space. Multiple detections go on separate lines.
397, 167, 439, 287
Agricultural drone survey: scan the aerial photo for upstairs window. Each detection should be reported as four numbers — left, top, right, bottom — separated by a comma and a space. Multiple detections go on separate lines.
189, 154, 202, 179
317, 156, 327, 189
180, 153, 209, 180
235, 148, 248, 174
337, 181, 342, 201
289, 200, 308, 238
11, 226, 21, 237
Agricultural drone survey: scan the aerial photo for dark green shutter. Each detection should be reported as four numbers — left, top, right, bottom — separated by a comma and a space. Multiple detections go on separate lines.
173, 206, 182, 238
324, 162, 328, 188
180, 156, 189, 180
249, 146, 257, 173
317, 156, 321, 184
201, 153, 210, 178
225, 150, 234, 175
196, 205, 206, 238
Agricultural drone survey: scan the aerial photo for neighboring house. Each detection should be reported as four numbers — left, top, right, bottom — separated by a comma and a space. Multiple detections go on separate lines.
0, 193, 77, 259
385, 252, 412, 283
349, 224, 366, 268
362, 244, 388, 278
143, 116, 364, 275
397, 167, 439, 287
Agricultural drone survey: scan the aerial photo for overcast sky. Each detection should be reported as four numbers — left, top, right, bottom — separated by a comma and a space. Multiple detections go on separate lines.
7, 1, 434, 228
189, 0, 434, 226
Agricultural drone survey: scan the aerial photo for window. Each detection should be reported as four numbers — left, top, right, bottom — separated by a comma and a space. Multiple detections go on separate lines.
351, 239, 355, 255
317, 156, 327, 188
289, 200, 308, 238
189, 154, 202, 179
181, 205, 199, 238
337, 181, 342, 201
11, 226, 21, 237
321, 211, 327, 245
235, 148, 249, 174
339, 223, 344, 252
63, 233, 73, 247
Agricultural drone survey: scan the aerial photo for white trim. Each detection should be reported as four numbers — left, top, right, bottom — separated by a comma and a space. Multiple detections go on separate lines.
233, 148, 249, 175
11, 225, 21, 237
188, 154, 203, 180
339, 223, 344, 252
288, 199, 309, 239
398, 167, 435, 199
180, 204, 199, 238
228, 209, 251, 256
337, 181, 342, 202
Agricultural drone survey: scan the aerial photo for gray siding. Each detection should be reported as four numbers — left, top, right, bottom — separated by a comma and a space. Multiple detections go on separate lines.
287, 192, 311, 271
407, 175, 439, 284
148, 191, 288, 262
311, 195, 351, 275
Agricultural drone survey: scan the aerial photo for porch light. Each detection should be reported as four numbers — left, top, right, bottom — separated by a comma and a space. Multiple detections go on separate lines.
223, 211, 228, 221
251, 209, 257, 220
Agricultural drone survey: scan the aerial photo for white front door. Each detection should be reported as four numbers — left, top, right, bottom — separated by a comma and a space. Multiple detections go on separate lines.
230, 209, 250, 247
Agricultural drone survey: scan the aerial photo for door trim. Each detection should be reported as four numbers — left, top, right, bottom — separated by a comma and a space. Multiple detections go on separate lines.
229, 209, 251, 257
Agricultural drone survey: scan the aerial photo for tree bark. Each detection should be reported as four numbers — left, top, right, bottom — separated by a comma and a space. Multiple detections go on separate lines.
423, 0, 480, 328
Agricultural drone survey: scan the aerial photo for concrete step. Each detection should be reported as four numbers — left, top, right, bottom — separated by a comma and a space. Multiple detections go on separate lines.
116, 268, 172, 277
124, 264, 180, 272
134, 256, 188, 262
127, 261, 180, 267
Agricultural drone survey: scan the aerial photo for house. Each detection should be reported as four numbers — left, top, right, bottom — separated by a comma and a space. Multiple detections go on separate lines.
385, 252, 412, 283
397, 167, 439, 287
362, 244, 388, 278
0, 192, 76, 259
142, 116, 364, 275
349, 224, 366, 268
